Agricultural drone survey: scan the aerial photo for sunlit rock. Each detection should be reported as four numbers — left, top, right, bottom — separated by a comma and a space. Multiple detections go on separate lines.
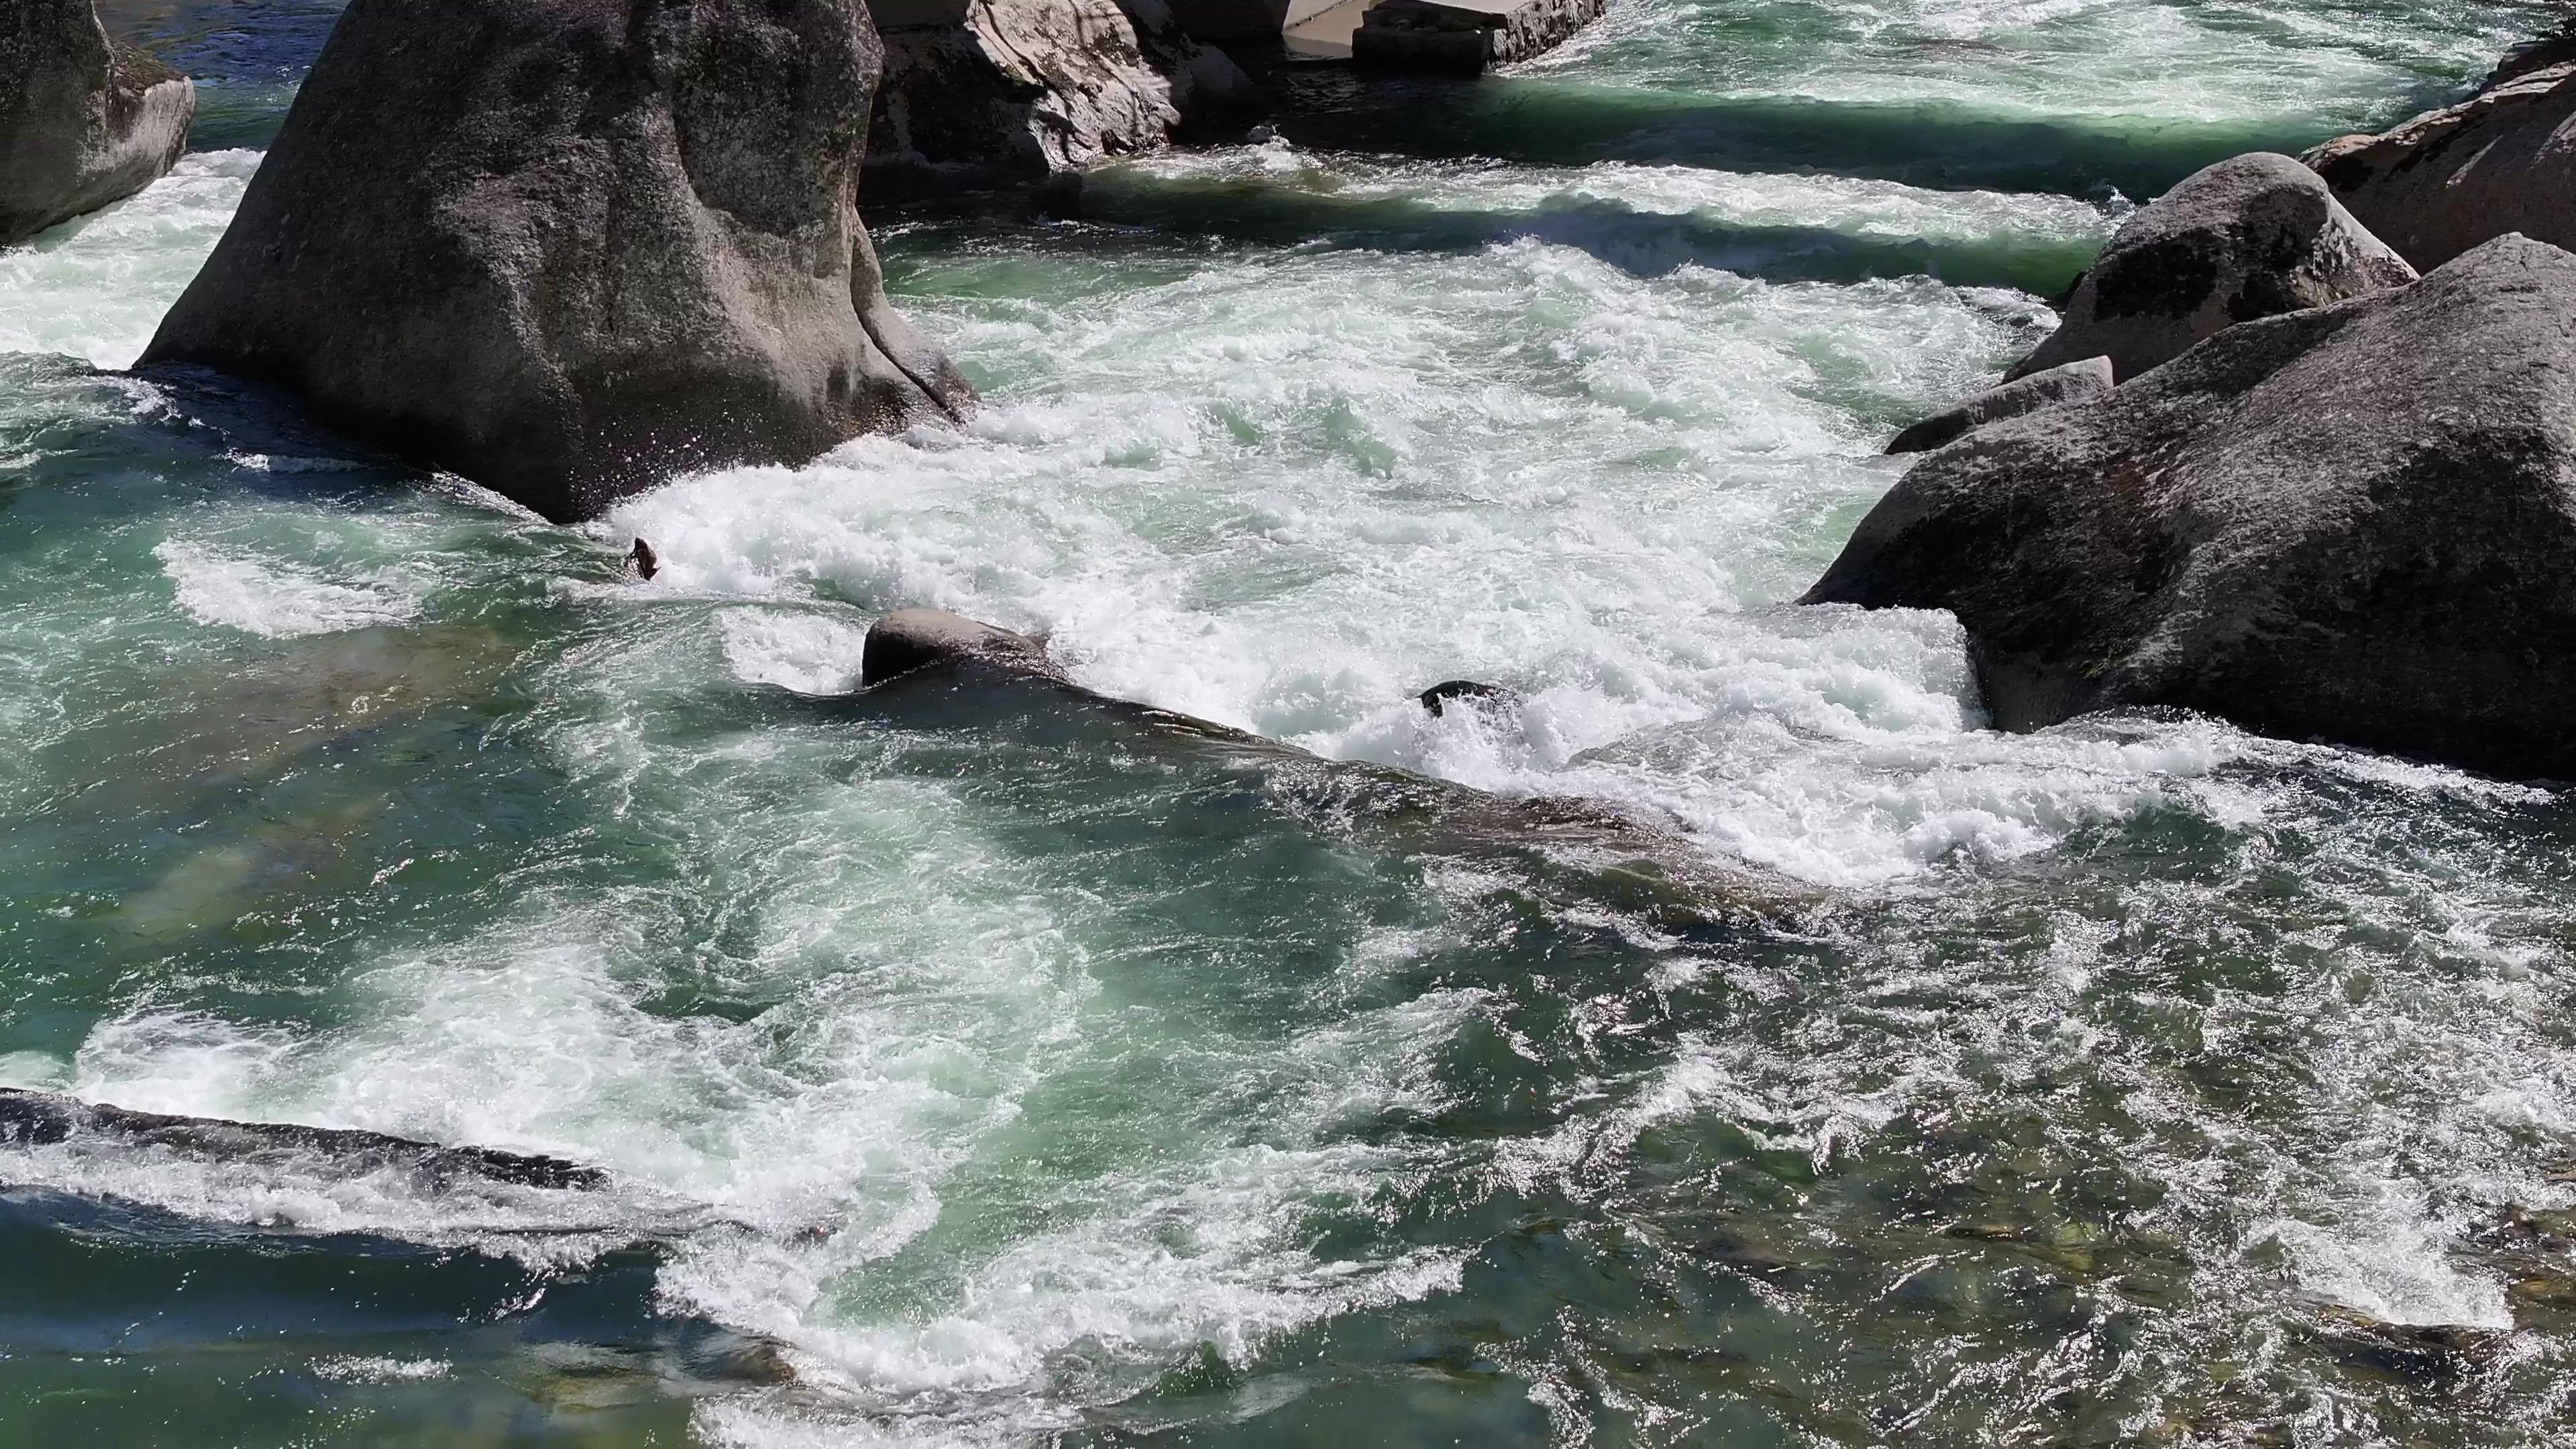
868, 0, 1260, 196
1886, 356, 2112, 455
141, 0, 973, 524
2308, 58, 2576, 271
0, 0, 196, 245
2008, 152, 2414, 384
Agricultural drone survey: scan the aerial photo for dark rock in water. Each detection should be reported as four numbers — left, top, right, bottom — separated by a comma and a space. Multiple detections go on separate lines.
1, 0, 196, 245
140, 0, 973, 525
864, 607, 1069, 684
0, 1087, 605, 1191
848, 608, 1817, 929
2008, 152, 2415, 384
1803, 234, 2576, 780
869, 0, 1259, 197
1886, 356, 2113, 455
2306, 60, 2576, 272
1417, 680, 1525, 717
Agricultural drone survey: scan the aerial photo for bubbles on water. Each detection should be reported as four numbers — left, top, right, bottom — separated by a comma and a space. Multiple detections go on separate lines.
155, 537, 427, 637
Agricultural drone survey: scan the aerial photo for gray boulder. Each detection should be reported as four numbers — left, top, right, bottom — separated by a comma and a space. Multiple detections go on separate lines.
1804, 234, 2576, 780
869, 0, 1259, 197
864, 606, 1067, 684
2306, 60, 2576, 271
2009, 152, 2416, 383
1, 0, 196, 245
1886, 356, 2113, 455
140, 0, 972, 525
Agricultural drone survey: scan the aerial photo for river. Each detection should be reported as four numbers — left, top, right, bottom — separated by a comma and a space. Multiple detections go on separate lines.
2, 1, 2571, 1443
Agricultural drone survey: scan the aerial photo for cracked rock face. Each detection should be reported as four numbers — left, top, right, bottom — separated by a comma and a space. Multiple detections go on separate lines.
1, 0, 197, 245
869, 0, 1256, 195
2008, 152, 2416, 384
2307, 60, 2576, 272
1807, 235, 2576, 781
141, 0, 973, 524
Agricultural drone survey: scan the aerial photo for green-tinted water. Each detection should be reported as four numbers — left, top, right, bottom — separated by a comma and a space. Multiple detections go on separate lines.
4, 2, 2573, 1444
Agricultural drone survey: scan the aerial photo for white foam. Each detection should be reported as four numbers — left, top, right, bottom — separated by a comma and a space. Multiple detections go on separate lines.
0, 150, 262, 368
719, 608, 873, 696
156, 537, 427, 638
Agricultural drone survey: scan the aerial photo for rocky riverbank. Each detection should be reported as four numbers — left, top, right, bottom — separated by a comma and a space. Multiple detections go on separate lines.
1825, 37, 2576, 781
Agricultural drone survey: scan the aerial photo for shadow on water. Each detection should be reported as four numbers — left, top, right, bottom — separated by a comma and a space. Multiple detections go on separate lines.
1069, 165, 2104, 294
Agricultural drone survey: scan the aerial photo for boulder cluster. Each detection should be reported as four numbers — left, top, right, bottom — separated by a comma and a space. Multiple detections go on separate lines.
1829, 56, 2576, 780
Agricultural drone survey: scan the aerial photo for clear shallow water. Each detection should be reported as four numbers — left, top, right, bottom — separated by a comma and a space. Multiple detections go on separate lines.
5, 2, 2575, 1444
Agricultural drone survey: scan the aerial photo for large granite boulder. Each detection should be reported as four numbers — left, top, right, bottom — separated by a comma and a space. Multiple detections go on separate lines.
1804, 234, 2576, 780
2008, 152, 2416, 383
2306, 59, 2576, 271
141, 0, 973, 525
869, 0, 1258, 197
1886, 356, 2112, 455
1, 0, 196, 245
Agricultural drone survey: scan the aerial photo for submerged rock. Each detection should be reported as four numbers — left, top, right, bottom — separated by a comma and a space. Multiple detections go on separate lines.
1886, 356, 2112, 455
0, 1088, 604, 1191
870, 0, 1258, 196
2307, 60, 2576, 271
141, 0, 972, 525
854, 609, 1814, 926
1804, 234, 2576, 780
2008, 153, 2415, 383
1, 0, 196, 245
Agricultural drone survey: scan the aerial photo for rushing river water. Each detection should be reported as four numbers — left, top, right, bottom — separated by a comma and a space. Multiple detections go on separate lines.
5, 1, 2574, 1444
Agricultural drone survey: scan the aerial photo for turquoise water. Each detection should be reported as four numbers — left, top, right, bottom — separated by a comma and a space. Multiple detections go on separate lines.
5, 1, 2574, 1444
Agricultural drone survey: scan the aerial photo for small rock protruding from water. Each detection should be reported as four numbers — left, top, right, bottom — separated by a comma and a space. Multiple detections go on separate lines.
2007, 152, 2414, 384
1886, 356, 2112, 454
140, 0, 973, 524
1417, 679, 1525, 718
861, 607, 1067, 686
1, 0, 196, 246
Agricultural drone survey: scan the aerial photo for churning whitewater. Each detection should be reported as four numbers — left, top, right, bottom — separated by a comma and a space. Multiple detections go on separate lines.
3, 0, 2573, 1444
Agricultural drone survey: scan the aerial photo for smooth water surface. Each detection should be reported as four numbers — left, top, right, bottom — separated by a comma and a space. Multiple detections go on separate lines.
5, 1, 2573, 1444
